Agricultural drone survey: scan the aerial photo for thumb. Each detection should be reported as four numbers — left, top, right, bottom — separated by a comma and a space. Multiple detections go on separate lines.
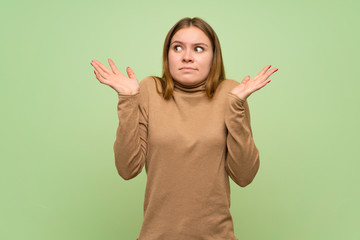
126, 66, 137, 80
241, 75, 251, 84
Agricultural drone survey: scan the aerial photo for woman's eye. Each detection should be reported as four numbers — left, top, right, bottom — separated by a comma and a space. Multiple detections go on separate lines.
174, 45, 182, 51
195, 46, 204, 52
173, 45, 204, 52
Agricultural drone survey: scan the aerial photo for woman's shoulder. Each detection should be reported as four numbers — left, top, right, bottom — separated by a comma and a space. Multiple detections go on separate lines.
217, 79, 240, 92
139, 76, 163, 100
140, 76, 162, 90
140, 76, 158, 88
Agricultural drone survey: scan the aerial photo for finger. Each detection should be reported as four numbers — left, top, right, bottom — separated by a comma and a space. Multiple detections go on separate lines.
94, 69, 109, 85
241, 75, 251, 84
254, 78, 271, 92
263, 68, 278, 79
92, 59, 112, 75
255, 65, 272, 78
126, 67, 137, 80
91, 61, 109, 77
108, 58, 121, 75
262, 79, 271, 86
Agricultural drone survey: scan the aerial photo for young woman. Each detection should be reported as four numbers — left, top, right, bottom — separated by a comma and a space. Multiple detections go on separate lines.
91, 17, 278, 240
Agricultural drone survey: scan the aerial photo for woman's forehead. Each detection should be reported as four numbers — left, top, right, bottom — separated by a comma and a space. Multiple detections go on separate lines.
171, 27, 211, 45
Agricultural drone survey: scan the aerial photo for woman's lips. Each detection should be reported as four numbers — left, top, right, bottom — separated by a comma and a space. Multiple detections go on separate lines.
180, 67, 197, 71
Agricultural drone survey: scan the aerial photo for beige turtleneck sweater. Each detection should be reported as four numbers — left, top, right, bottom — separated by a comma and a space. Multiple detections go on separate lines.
114, 76, 260, 240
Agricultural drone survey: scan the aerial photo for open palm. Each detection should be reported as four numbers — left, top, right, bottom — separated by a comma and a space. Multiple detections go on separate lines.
230, 65, 278, 100
91, 58, 139, 95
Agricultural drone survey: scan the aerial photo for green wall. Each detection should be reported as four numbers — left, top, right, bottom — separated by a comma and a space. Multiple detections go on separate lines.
1, 0, 359, 239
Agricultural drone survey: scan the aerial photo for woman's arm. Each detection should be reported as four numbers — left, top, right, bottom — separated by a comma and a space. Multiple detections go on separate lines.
224, 93, 260, 187
225, 65, 278, 187
113, 89, 148, 180
90, 58, 147, 180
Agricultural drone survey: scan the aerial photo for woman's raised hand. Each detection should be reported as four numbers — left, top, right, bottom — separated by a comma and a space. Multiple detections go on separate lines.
91, 58, 140, 95
230, 65, 278, 100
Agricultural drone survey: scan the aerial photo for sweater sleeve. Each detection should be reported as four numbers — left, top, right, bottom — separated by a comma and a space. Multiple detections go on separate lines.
224, 92, 260, 187
113, 82, 148, 180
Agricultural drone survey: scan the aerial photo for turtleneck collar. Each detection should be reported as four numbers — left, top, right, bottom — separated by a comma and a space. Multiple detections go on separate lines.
173, 79, 206, 93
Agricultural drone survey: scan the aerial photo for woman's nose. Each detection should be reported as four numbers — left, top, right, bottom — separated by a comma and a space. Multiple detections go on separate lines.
182, 49, 194, 62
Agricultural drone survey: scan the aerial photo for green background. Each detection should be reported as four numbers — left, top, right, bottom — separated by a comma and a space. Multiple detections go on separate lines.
1, 0, 359, 239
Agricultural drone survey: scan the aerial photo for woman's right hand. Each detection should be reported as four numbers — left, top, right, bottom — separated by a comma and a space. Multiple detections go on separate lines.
91, 58, 139, 95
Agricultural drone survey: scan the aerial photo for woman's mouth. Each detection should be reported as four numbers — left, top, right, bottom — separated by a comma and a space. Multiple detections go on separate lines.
180, 67, 197, 71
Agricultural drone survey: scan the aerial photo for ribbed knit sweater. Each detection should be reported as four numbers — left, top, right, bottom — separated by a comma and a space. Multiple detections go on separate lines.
114, 76, 260, 240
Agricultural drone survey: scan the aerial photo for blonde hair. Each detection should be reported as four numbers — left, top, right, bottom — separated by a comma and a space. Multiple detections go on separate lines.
150, 17, 226, 99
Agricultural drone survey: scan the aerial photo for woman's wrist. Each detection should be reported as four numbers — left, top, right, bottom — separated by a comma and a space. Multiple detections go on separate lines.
117, 88, 139, 95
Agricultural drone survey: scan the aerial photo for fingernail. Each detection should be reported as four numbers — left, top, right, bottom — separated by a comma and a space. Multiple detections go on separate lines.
94, 70, 96, 74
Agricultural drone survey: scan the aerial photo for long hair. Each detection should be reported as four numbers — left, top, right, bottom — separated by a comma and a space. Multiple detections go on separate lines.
151, 17, 226, 99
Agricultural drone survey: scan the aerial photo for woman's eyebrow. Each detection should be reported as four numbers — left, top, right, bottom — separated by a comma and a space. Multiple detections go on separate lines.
170, 40, 209, 47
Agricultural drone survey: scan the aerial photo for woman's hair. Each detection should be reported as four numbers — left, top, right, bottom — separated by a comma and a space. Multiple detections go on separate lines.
151, 17, 226, 99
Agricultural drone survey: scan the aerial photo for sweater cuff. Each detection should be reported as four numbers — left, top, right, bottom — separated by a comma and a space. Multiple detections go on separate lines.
117, 91, 140, 97
227, 92, 246, 109
117, 91, 140, 109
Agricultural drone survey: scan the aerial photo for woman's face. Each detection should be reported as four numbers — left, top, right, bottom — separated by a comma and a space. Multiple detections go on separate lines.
168, 26, 213, 86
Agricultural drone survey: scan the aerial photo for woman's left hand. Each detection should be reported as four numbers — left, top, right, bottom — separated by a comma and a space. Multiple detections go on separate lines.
230, 65, 278, 100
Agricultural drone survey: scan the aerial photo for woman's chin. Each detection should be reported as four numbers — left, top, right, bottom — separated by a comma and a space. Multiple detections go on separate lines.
173, 77, 205, 86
